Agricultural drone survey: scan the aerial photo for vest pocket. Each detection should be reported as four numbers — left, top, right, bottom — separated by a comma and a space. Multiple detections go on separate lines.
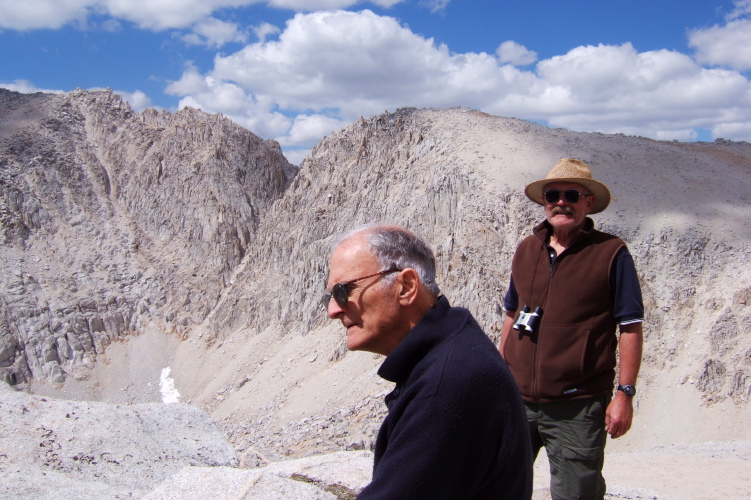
536, 323, 590, 399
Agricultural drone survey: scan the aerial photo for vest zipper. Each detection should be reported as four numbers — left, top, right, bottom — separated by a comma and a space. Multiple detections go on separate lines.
533, 248, 560, 401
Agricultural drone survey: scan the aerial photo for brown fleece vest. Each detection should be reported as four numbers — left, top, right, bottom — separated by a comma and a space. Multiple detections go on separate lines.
504, 219, 624, 402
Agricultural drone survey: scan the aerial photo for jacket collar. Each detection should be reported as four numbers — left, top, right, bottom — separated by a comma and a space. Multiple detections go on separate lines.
377, 295, 465, 383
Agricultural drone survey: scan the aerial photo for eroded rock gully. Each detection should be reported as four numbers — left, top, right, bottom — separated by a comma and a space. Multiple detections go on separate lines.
1, 90, 750, 499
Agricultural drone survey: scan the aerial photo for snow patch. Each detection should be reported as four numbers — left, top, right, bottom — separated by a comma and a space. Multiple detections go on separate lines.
160, 367, 180, 404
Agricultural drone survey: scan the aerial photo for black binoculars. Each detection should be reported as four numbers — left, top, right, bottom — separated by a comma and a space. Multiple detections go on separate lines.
513, 305, 542, 334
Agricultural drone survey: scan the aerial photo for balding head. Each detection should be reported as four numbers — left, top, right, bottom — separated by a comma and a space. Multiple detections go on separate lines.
326, 224, 440, 355
333, 224, 441, 298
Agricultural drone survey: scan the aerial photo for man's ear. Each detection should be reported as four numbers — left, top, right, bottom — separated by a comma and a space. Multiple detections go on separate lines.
585, 195, 595, 214
396, 268, 420, 305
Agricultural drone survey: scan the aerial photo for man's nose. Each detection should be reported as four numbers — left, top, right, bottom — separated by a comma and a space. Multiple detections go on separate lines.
327, 296, 345, 319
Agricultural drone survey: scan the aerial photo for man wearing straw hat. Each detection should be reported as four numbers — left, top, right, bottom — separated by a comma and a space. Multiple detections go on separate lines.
499, 158, 644, 500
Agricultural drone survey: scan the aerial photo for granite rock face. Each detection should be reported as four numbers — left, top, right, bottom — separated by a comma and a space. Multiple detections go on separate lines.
143, 450, 373, 500
0, 382, 372, 499
205, 107, 751, 458
0, 88, 297, 386
0, 381, 237, 498
1, 89, 751, 479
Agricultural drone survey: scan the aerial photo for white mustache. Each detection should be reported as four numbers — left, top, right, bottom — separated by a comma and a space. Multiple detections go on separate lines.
552, 207, 574, 215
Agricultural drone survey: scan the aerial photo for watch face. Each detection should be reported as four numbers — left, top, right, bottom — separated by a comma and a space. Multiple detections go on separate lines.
619, 385, 636, 396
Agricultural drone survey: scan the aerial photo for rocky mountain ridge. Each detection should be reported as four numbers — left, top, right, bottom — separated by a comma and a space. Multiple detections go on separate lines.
197, 105, 751, 459
0, 88, 296, 386
1, 89, 751, 498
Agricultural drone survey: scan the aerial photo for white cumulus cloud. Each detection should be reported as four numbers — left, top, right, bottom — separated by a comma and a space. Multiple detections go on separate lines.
419, 0, 450, 14
208, 10, 535, 115
167, 9, 544, 156
727, 0, 751, 20
269, 0, 403, 8
279, 113, 347, 147
166, 63, 294, 140
496, 40, 538, 66
688, 0, 751, 71
0, 0, 405, 31
0, 79, 65, 94
0, 0, 91, 30
5, 5, 751, 157
115, 89, 152, 111
713, 121, 751, 140
165, 10, 751, 154
689, 18, 751, 71
531, 43, 751, 139
253, 21, 281, 42
181, 17, 248, 47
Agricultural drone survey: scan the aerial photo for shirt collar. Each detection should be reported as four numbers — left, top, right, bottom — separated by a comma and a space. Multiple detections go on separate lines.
533, 217, 595, 246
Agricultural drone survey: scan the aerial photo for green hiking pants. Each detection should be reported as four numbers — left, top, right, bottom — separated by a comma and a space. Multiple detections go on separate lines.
525, 395, 610, 500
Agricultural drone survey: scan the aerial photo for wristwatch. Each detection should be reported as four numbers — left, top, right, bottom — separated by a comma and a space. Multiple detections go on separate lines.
617, 384, 636, 396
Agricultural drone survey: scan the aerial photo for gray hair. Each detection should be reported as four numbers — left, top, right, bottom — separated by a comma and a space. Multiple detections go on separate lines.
334, 224, 441, 298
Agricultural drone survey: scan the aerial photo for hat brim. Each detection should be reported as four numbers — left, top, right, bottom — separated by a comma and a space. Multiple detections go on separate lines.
525, 178, 611, 214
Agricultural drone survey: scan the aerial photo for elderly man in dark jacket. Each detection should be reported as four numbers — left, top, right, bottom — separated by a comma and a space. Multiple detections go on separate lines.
325, 224, 532, 500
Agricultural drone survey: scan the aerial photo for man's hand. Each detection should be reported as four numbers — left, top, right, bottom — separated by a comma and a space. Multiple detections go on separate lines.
604, 392, 633, 439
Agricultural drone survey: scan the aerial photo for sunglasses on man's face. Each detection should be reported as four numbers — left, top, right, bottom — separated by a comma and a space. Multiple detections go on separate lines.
544, 189, 591, 204
323, 268, 402, 308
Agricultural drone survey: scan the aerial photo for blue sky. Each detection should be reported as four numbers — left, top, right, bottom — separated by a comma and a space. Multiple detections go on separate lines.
2, 1, 750, 164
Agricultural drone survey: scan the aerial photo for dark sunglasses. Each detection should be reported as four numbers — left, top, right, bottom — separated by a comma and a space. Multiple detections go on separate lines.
323, 268, 402, 308
544, 189, 591, 204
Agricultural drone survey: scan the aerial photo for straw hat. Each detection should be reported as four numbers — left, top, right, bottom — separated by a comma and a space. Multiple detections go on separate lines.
524, 158, 611, 214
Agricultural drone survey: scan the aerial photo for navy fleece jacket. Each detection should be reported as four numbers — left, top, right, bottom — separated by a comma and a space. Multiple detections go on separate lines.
357, 296, 533, 500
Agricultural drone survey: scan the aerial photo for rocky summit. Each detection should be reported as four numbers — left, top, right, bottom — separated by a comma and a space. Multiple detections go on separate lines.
0, 88, 296, 386
1, 89, 751, 499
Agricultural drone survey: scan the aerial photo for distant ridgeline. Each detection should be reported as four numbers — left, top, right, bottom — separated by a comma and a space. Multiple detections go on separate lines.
0, 88, 296, 386
1, 88, 750, 419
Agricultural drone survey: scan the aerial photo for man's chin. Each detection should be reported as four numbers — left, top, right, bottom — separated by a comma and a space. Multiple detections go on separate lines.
346, 333, 379, 354
346, 331, 363, 352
